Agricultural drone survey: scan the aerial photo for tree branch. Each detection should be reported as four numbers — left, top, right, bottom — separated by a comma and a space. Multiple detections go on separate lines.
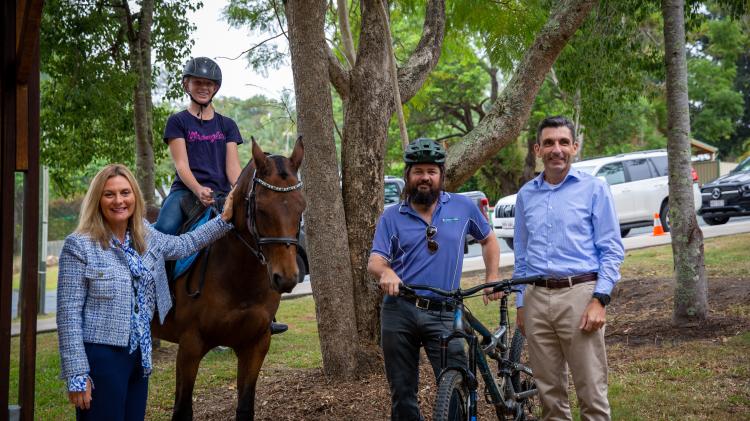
336, 0, 357, 67
444, 0, 599, 190
397, 0, 446, 103
435, 133, 465, 142
272, 0, 289, 41
214, 32, 286, 61
327, 44, 351, 98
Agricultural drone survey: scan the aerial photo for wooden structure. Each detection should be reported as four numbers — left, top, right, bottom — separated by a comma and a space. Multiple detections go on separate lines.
690, 138, 719, 161
1, 1, 44, 420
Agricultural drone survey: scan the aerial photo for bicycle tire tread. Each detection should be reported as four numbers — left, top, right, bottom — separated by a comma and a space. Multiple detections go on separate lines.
433, 369, 469, 421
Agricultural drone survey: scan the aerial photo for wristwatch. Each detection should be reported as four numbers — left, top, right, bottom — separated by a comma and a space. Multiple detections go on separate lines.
592, 293, 611, 307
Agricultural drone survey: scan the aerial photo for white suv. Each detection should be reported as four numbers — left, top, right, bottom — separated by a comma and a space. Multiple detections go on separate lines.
493, 150, 702, 249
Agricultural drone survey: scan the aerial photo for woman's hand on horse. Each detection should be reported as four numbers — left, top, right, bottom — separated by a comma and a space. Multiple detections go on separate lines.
222, 187, 235, 222
68, 378, 92, 410
197, 186, 214, 207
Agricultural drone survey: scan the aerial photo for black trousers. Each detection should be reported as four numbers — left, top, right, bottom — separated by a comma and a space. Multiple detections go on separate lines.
76, 343, 149, 421
381, 296, 467, 421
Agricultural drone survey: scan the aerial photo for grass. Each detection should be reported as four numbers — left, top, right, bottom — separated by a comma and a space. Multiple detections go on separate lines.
11, 265, 58, 291
621, 233, 750, 279
607, 333, 750, 420
8, 233, 750, 420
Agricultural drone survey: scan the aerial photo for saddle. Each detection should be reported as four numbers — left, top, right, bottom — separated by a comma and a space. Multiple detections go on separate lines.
164, 192, 226, 298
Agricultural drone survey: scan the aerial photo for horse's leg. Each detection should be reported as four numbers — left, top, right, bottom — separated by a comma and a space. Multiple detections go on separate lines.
235, 332, 272, 420
172, 333, 206, 421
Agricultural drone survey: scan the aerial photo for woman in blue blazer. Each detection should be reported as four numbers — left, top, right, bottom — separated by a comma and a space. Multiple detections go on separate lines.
56, 163, 234, 420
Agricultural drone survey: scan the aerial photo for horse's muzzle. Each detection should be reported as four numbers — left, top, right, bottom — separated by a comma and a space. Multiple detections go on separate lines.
271, 272, 297, 294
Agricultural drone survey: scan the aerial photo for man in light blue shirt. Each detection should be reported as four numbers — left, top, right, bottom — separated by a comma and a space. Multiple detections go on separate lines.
513, 116, 624, 421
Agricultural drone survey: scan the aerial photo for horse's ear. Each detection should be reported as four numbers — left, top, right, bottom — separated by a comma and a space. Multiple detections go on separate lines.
290, 136, 304, 172
251, 137, 267, 175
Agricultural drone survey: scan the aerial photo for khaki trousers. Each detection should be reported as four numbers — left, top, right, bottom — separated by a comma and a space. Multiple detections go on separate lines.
524, 282, 610, 421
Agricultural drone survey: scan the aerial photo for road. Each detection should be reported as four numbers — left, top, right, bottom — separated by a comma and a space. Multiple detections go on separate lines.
10, 216, 750, 318
465, 215, 750, 260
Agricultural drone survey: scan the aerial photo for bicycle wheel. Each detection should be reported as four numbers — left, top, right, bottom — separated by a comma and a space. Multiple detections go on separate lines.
433, 369, 470, 421
506, 328, 539, 421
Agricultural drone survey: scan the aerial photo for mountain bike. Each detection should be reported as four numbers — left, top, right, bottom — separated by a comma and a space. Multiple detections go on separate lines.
400, 275, 544, 420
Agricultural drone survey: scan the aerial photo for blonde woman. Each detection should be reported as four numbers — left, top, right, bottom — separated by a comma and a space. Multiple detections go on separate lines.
56, 164, 233, 420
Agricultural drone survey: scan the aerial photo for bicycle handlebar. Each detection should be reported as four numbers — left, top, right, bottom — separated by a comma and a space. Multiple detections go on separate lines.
399, 275, 545, 299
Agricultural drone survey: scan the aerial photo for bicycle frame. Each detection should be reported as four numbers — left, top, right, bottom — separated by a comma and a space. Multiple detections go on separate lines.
403, 276, 544, 418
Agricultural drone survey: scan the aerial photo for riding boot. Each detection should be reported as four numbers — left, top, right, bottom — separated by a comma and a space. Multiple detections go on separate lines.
270, 321, 288, 335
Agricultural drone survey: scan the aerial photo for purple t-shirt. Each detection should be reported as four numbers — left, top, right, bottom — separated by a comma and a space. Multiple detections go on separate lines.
163, 110, 243, 194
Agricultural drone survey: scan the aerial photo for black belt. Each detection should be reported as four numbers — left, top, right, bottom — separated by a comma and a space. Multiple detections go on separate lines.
400, 295, 455, 312
533, 272, 598, 289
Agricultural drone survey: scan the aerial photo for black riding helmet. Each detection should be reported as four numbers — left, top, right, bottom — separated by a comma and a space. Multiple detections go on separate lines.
403, 138, 446, 164
182, 57, 222, 109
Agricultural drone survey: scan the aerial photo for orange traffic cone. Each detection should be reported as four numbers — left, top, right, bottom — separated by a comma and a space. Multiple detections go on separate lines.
652, 213, 665, 236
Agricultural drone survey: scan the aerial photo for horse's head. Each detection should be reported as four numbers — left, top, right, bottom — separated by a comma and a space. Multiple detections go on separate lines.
233, 136, 306, 294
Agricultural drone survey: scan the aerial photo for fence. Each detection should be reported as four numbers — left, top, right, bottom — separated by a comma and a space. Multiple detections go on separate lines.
693, 160, 720, 185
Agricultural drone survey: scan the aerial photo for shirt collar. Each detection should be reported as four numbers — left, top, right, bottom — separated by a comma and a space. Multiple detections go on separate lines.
532, 167, 583, 188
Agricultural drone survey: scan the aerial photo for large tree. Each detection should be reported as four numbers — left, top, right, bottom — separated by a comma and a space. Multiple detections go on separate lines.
662, 0, 707, 325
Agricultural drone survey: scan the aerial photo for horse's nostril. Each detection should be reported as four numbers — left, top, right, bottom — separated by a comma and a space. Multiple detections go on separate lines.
272, 273, 282, 289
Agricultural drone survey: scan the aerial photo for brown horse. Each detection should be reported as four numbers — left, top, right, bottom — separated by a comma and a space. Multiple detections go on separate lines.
152, 137, 306, 420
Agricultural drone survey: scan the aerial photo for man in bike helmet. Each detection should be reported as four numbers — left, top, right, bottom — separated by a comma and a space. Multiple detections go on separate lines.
368, 138, 501, 420
513, 116, 624, 420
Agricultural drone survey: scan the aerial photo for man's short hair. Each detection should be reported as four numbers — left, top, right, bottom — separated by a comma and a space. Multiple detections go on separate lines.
536, 116, 575, 144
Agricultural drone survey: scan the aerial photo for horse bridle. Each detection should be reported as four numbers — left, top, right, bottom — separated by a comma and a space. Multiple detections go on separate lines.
233, 168, 304, 265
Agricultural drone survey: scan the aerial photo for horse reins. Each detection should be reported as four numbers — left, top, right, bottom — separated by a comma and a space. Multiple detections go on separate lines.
234, 168, 304, 266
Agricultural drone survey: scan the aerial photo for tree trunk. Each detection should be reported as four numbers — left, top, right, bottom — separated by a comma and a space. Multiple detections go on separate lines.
337, 0, 446, 375
285, 0, 360, 379
119, 0, 156, 206
134, 0, 155, 206
662, 0, 707, 325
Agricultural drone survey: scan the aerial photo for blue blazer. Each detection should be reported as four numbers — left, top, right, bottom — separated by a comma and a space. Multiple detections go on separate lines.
56, 216, 231, 379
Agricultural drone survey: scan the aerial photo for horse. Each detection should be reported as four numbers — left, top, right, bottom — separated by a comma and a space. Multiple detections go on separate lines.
151, 137, 306, 420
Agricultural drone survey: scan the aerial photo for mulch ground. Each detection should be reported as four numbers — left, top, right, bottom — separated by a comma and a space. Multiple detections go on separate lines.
156, 276, 750, 420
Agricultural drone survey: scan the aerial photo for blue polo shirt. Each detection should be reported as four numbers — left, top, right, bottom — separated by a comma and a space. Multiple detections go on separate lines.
371, 191, 492, 299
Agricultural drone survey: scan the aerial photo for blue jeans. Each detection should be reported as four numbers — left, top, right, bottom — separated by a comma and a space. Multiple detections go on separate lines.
76, 343, 148, 421
381, 296, 467, 421
154, 189, 192, 235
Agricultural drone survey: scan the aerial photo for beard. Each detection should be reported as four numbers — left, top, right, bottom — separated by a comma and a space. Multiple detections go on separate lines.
407, 179, 441, 205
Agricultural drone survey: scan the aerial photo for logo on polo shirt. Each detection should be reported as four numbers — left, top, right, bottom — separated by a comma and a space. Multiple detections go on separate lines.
441, 217, 459, 223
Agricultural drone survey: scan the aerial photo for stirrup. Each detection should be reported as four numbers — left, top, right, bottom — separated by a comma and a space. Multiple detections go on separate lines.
270, 322, 288, 335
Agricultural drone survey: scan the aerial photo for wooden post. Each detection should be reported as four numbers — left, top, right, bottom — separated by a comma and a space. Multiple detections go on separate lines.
1, 0, 18, 415
18, 36, 40, 421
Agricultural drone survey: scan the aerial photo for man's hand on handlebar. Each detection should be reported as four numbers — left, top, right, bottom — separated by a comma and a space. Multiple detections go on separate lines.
482, 286, 505, 305
379, 270, 402, 296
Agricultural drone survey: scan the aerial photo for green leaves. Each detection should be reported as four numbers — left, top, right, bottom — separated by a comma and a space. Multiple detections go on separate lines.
40, 0, 197, 196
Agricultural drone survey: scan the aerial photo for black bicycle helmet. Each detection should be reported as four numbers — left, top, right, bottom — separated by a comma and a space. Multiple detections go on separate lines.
404, 138, 446, 164
182, 57, 222, 87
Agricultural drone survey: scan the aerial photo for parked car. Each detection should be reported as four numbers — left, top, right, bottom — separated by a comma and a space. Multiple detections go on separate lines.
697, 156, 750, 225
492, 150, 702, 249
384, 175, 405, 207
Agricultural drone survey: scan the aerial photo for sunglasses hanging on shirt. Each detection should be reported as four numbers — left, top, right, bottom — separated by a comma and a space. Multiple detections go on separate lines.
426, 225, 439, 254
